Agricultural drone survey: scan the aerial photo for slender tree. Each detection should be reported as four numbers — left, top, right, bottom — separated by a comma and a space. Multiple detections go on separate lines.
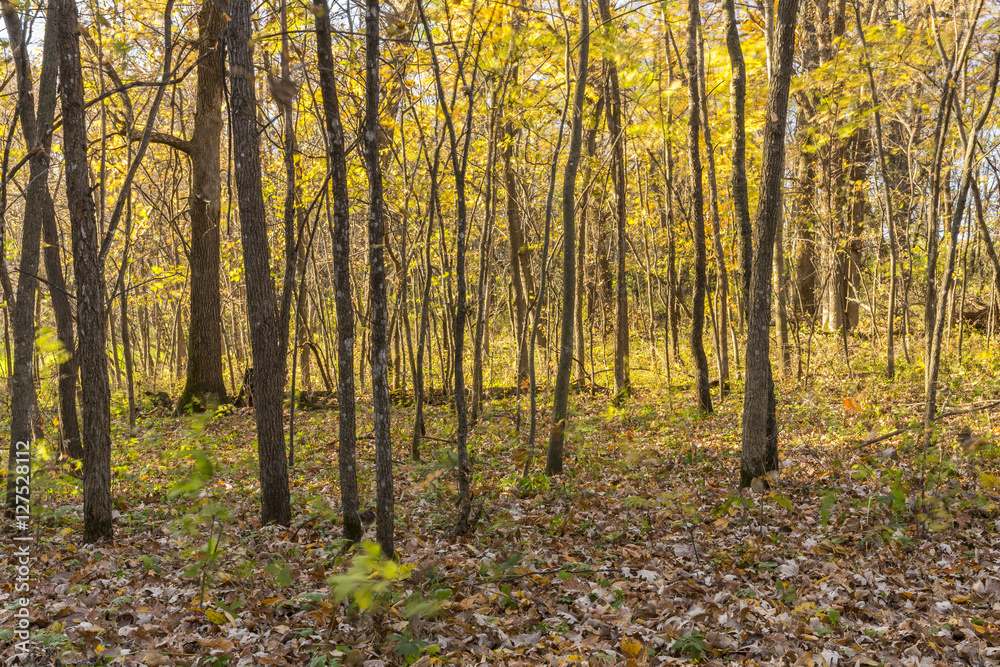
686, 0, 712, 413
313, 0, 363, 543
723, 0, 752, 307
696, 24, 729, 396
853, 0, 899, 379
365, 0, 395, 557
547, 0, 589, 476
56, 0, 116, 541
3, 0, 59, 508
740, 0, 799, 487
925, 48, 1000, 438
415, 0, 483, 532
596, 0, 630, 401
227, 0, 291, 526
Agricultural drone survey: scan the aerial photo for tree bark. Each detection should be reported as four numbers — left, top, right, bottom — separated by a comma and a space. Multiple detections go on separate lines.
228, 0, 291, 526
56, 0, 115, 541
685, 0, 712, 413
313, 0, 362, 541
3, 0, 59, 508
596, 0, 630, 401
724, 0, 752, 308
364, 0, 395, 557
547, 0, 589, 476
740, 0, 799, 488
177, 0, 228, 411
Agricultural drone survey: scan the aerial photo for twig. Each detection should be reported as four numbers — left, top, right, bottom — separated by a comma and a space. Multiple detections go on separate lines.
857, 399, 1000, 448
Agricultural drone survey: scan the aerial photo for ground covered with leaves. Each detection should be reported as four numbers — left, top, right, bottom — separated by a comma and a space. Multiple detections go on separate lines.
4, 345, 1000, 666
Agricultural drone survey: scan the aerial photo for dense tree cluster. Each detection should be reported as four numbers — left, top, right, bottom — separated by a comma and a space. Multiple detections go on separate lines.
1, 0, 999, 548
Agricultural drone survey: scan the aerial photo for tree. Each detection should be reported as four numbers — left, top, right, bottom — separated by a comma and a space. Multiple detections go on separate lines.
56, 0, 115, 541
924, 47, 1000, 438
3, 0, 59, 509
696, 22, 729, 397
740, 0, 799, 488
547, 0, 589, 476
415, 0, 481, 532
723, 0, 751, 308
174, 0, 228, 412
227, 0, 291, 526
365, 0, 395, 557
313, 0, 363, 543
596, 0, 630, 402
853, 0, 899, 379
685, 0, 711, 414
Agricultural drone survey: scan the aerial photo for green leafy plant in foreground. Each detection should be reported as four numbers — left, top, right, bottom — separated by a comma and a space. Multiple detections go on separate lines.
329, 542, 449, 620
672, 630, 709, 661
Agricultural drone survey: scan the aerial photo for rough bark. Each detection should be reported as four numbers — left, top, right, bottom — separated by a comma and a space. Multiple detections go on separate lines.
177, 0, 228, 411
313, 0, 362, 542
365, 0, 395, 557
56, 0, 115, 541
740, 0, 799, 488
228, 0, 291, 526
685, 0, 712, 413
3, 0, 58, 508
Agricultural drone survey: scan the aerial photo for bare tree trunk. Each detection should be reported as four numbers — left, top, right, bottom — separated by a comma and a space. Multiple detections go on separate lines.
741, 0, 799, 488
547, 0, 589, 476
314, 0, 362, 541
3, 0, 58, 507
853, 2, 898, 379
596, 0, 630, 401
685, 0, 712, 413
177, 0, 228, 411
724, 0, 752, 308
364, 0, 395, 557
925, 48, 999, 436
228, 0, 291, 526
56, 0, 117, 541
696, 24, 729, 397
415, 0, 476, 533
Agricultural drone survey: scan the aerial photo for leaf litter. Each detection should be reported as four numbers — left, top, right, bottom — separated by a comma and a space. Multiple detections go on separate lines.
3, 374, 1000, 666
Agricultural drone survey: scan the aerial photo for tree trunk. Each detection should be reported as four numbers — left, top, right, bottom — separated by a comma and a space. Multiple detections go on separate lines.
853, 2, 898, 379
740, 0, 799, 488
228, 0, 291, 526
925, 48, 999, 435
364, 0, 395, 557
685, 0, 712, 413
3, 0, 58, 508
503, 78, 530, 383
314, 0, 362, 541
724, 0, 752, 308
178, 0, 228, 411
597, 0, 630, 401
547, 0, 588, 476
696, 28, 729, 396
56, 0, 115, 541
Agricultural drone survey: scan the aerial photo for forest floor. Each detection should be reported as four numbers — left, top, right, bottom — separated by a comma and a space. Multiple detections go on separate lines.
4, 339, 1000, 666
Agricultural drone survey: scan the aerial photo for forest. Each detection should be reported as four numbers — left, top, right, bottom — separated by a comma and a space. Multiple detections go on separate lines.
2, 0, 1000, 663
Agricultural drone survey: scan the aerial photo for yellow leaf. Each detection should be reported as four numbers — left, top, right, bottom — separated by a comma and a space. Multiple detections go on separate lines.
620, 636, 643, 659
205, 609, 228, 625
